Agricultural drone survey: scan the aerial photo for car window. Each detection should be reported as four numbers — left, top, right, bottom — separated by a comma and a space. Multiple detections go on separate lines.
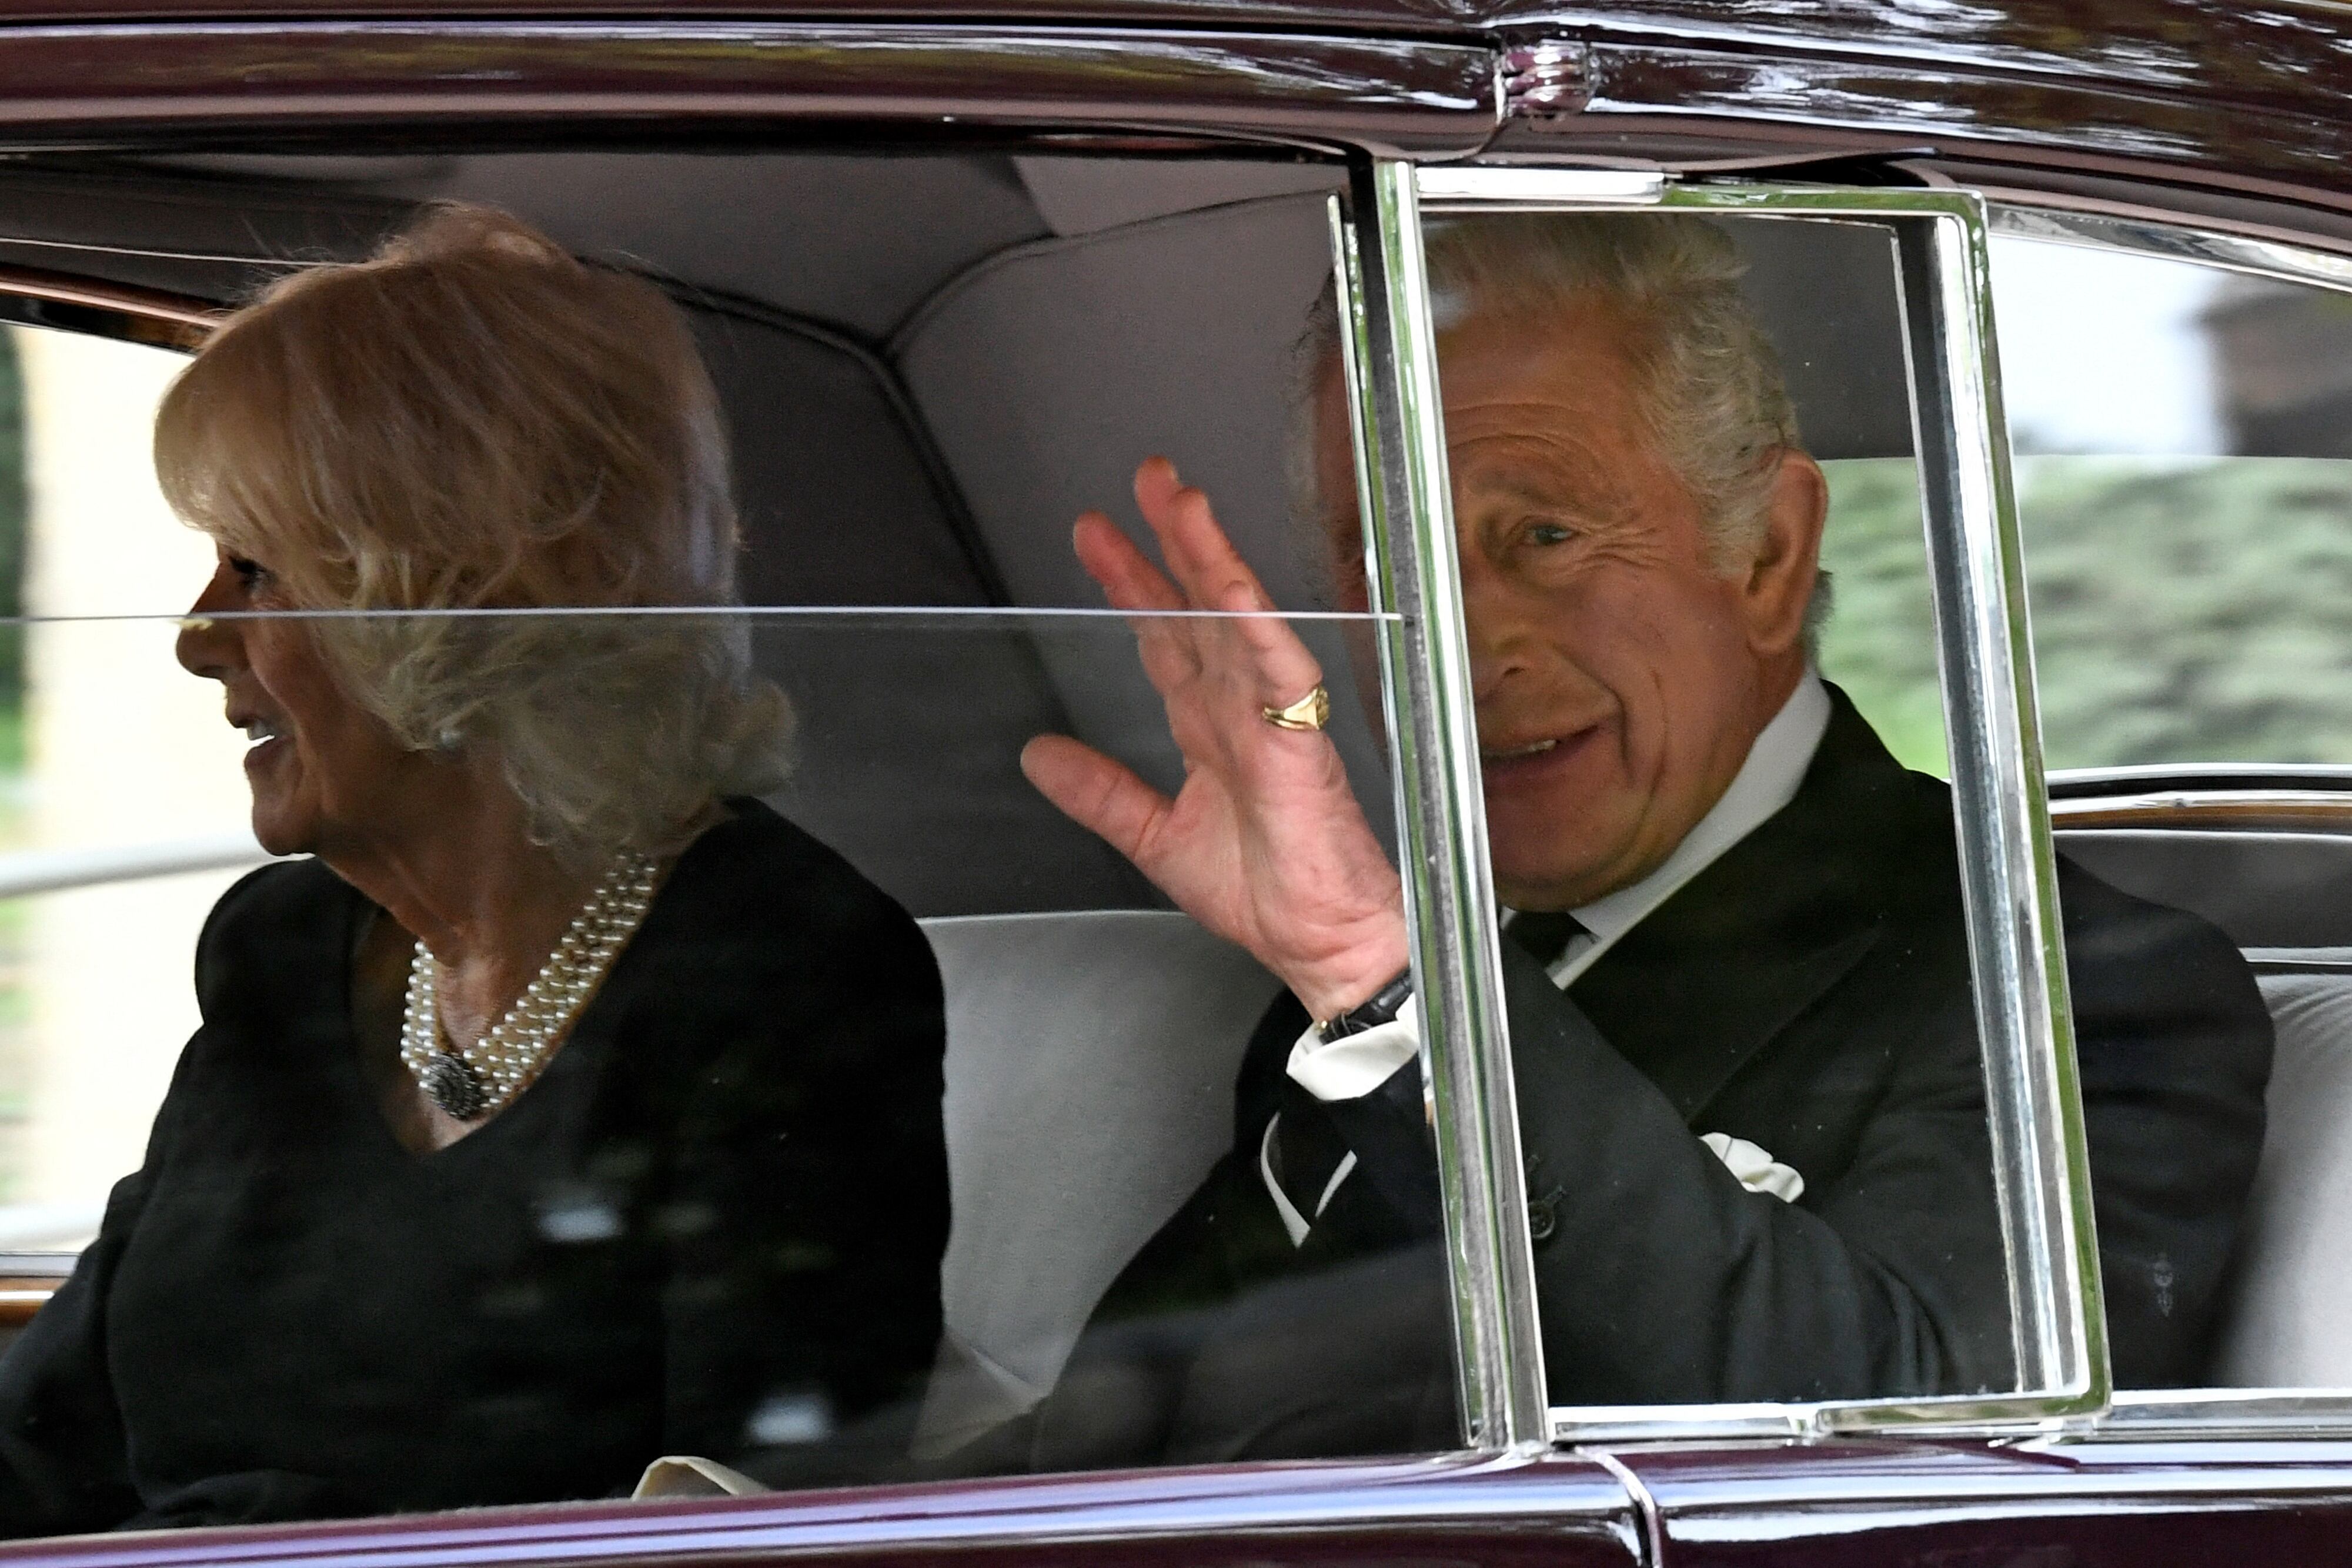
0, 325, 250, 1276
1998, 238, 2352, 770
0, 150, 1471, 1537
1399, 204, 2088, 1417
1987, 222, 2346, 1397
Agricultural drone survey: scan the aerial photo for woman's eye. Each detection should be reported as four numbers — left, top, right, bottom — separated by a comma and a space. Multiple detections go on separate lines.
227, 556, 273, 589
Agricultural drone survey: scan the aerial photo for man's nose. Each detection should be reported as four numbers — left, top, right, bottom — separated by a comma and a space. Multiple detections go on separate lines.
1457, 547, 1535, 703
174, 572, 241, 681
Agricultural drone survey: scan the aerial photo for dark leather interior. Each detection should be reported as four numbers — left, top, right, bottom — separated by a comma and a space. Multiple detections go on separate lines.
2057, 828, 2352, 950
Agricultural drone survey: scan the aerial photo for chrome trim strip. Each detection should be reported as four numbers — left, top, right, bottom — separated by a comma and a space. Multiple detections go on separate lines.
0, 264, 213, 345
1340, 162, 1547, 1451
2089, 1389, 2352, 1439
1415, 166, 1666, 206
1888, 201, 2099, 1411
1416, 170, 2104, 1435
2050, 791, 2352, 830
1551, 1402, 2083, 1444
1988, 204, 2352, 299
1577, 1446, 1666, 1567
1555, 1405, 1805, 1443
2050, 763, 2352, 793
0, 1253, 75, 1276
0, 833, 270, 901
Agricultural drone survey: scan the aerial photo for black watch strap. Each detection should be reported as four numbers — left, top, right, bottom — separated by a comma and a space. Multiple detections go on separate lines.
1315, 969, 1415, 1044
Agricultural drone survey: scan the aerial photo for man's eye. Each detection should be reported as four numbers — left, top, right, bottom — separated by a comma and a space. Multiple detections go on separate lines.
1526, 521, 1578, 547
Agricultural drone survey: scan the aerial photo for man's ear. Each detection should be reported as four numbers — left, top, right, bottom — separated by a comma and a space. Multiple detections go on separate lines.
1739, 449, 1829, 660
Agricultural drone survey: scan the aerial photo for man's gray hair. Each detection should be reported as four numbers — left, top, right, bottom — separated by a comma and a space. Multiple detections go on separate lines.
1293, 211, 1830, 637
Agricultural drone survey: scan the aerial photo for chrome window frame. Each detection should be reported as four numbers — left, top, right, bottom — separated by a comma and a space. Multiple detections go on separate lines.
1337, 163, 2106, 1446
1984, 195, 2352, 1441
1332, 162, 1548, 1450
1987, 203, 2352, 300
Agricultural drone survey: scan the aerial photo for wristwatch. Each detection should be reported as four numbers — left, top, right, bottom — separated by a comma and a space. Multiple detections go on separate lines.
1314, 968, 1415, 1044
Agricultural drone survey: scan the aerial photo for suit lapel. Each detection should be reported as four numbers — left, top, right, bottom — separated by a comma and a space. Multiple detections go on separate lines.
1565, 686, 1923, 1122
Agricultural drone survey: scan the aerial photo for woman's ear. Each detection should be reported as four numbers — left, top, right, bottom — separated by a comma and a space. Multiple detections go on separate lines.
1739, 449, 1829, 660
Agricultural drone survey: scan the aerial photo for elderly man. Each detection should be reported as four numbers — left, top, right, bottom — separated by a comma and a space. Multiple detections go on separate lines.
1017, 213, 2270, 1457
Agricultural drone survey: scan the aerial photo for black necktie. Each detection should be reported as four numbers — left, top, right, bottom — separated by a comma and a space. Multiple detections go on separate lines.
1508, 910, 1591, 969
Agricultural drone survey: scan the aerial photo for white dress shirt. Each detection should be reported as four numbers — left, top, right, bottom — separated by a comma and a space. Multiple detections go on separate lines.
1262, 673, 1833, 1245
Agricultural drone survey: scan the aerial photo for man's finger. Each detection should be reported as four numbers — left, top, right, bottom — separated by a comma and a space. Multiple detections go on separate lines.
1020, 734, 1176, 874
1135, 457, 1272, 620
1130, 460, 1328, 721
1217, 578, 1329, 712
1072, 510, 1183, 615
1072, 509, 1202, 690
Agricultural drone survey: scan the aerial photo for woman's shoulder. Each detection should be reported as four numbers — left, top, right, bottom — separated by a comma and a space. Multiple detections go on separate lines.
672, 798, 925, 942
193, 858, 361, 1012
188, 860, 365, 1044
629, 800, 939, 1001
613, 801, 944, 1082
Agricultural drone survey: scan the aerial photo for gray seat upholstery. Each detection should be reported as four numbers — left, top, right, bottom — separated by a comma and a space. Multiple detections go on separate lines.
914, 910, 1284, 1452
2210, 964, 2352, 1388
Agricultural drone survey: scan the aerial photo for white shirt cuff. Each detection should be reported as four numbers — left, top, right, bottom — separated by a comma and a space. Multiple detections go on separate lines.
1285, 992, 1422, 1102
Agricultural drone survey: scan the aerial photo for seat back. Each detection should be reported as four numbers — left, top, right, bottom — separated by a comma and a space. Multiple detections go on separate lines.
914, 910, 1283, 1450
2210, 963, 2352, 1387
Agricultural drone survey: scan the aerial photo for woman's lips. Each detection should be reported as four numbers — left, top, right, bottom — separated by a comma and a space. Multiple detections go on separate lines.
235, 717, 288, 770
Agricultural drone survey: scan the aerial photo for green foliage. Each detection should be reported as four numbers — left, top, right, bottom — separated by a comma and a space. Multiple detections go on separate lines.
1815, 454, 2352, 775
1815, 458, 1949, 776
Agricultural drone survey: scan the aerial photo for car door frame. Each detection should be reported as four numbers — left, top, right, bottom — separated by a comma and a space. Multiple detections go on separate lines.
1337, 161, 2111, 1448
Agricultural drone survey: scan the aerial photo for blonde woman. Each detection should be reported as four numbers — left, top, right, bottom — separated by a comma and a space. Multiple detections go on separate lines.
0, 207, 948, 1533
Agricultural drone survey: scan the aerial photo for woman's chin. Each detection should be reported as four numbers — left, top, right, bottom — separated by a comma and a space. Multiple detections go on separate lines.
246, 806, 310, 860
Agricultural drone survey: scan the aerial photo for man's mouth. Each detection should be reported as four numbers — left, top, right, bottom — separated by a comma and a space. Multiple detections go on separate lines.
1478, 726, 1601, 787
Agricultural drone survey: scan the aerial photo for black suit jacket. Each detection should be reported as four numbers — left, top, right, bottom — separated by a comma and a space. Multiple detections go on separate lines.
1029, 688, 2272, 1465
0, 801, 950, 1532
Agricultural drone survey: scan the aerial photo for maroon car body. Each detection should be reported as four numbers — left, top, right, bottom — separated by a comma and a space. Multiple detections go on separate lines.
0, 0, 2340, 1562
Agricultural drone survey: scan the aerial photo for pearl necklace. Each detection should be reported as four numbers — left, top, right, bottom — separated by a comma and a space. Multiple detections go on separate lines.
400, 851, 660, 1121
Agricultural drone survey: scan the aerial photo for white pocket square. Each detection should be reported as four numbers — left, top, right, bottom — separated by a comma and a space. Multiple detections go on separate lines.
1700, 1132, 1805, 1202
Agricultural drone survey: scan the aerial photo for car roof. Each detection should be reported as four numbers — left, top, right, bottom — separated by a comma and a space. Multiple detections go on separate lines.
0, 0, 2331, 81
0, 0, 2337, 214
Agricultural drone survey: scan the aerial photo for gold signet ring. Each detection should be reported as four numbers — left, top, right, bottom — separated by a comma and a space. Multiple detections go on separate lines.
1261, 683, 1332, 732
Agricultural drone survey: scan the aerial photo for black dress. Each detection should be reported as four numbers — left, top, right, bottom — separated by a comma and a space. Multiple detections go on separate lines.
0, 800, 950, 1534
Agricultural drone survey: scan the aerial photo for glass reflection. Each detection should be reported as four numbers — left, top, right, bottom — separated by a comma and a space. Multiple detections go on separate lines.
1387, 210, 2265, 1413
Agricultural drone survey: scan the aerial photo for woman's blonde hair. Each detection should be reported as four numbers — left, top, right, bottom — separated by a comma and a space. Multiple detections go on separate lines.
155, 202, 790, 864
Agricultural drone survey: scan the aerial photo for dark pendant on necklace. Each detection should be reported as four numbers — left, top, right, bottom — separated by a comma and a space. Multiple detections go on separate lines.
422, 1051, 488, 1120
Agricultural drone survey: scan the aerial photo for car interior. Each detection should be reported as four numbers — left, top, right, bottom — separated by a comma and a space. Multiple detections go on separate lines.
0, 145, 2337, 1426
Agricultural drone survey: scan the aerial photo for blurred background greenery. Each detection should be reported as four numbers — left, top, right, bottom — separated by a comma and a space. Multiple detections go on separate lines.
1818, 453, 2352, 778
0, 334, 24, 774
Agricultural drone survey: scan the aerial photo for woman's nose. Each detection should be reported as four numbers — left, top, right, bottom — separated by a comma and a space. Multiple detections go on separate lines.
174, 569, 242, 681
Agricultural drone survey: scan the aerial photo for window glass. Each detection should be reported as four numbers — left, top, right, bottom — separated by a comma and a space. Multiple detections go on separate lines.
1995, 237, 2352, 768
1816, 454, 1945, 775
1411, 208, 2056, 1412
1988, 226, 2334, 1396
1, 327, 249, 1267
0, 148, 1462, 1538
